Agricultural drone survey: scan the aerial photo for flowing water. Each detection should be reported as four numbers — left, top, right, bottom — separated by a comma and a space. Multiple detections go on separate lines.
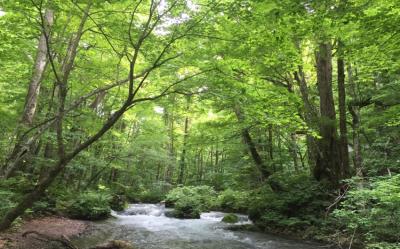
73, 204, 329, 249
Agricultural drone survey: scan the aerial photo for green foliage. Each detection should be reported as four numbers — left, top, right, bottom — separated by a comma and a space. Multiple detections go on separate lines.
333, 175, 400, 247
57, 191, 112, 220
217, 189, 250, 213
137, 189, 165, 204
0, 188, 17, 220
222, 213, 239, 223
248, 174, 330, 232
165, 186, 217, 218
172, 197, 202, 219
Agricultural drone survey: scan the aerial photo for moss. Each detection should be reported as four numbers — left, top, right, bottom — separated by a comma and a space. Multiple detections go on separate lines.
222, 213, 239, 223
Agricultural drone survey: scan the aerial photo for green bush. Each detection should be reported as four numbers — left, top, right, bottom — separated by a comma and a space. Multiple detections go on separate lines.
217, 189, 250, 213
58, 191, 112, 220
248, 174, 330, 232
172, 196, 201, 218
165, 185, 217, 218
333, 175, 400, 248
0, 188, 17, 219
138, 189, 165, 203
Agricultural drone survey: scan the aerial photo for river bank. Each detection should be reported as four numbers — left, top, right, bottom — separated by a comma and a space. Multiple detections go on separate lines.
0, 216, 89, 249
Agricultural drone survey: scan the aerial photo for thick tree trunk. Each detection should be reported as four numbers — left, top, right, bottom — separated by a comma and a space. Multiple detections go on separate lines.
337, 50, 350, 178
314, 43, 341, 186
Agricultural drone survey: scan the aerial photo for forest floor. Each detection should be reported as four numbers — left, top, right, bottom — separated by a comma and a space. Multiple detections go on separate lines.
0, 216, 89, 249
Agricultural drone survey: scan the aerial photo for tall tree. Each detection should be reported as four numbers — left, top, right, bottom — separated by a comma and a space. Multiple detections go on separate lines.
314, 42, 341, 186
337, 42, 350, 178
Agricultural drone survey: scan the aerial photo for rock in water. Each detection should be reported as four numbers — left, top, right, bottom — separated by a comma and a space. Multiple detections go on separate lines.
222, 213, 239, 223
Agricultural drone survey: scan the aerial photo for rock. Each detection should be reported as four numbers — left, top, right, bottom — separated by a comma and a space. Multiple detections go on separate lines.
91, 240, 135, 249
222, 213, 239, 223
110, 195, 127, 211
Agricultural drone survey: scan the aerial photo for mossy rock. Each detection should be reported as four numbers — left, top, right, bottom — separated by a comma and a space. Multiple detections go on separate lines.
222, 213, 239, 223
110, 195, 127, 211
172, 207, 200, 219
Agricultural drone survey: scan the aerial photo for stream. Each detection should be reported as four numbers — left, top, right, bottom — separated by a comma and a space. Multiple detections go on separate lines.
73, 204, 328, 249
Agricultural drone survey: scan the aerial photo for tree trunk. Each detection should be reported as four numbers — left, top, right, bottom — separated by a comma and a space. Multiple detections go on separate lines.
177, 116, 189, 184
293, 65, 318, 171
290, 133, 299, 172
177, 96, 191, 185
314, 42, 341, 186
22, 9, 54, 125
347, 65, 363, 177
0, 4, 92, 231
234, 105, 272, 180
337, 46, 350, 178
1, 9, 54, 178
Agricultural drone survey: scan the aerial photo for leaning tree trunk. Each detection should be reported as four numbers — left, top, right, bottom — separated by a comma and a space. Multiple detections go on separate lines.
314, 42, 341, 186
22, 9, 54, 125
1, 9, 54, 179
234, 105, 272, 181
0, 4, 92, 231
293, 65, 319, 172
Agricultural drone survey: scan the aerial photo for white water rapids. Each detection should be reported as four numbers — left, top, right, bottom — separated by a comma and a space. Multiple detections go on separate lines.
73, 204, 330, 249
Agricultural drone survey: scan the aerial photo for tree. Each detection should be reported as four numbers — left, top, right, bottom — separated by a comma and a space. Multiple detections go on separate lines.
0, 0, 210, 230
314, 42, 341, 186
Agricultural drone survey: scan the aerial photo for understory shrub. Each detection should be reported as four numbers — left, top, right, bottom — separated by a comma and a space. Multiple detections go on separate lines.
57, 191, 111, 220
333, 175, 400, 248
217, 189, 250, 213
0, 188, 16, 220
248, 174, 331, 232
165, 185, 217, 218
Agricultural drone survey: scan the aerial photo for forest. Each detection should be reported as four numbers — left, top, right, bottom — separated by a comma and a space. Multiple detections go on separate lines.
0, 0, 399, 249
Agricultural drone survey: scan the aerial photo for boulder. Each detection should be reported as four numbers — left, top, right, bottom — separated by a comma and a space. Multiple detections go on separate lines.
222, 213, 239, 223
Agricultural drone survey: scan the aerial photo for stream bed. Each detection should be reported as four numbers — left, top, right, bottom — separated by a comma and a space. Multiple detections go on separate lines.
73, 204, 329, 249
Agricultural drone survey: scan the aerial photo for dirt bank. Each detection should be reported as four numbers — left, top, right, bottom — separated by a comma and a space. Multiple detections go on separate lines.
0, 216, 89, 249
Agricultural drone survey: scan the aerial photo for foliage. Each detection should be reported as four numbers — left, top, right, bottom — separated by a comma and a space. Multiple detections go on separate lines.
333, 175, 400, 247
0, 188, 17, 220
248, 174, 330, 232
57, 191, 112, 220
165, 186, 217, 218
0, 0, 399, 247
217, 189, 250, 213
